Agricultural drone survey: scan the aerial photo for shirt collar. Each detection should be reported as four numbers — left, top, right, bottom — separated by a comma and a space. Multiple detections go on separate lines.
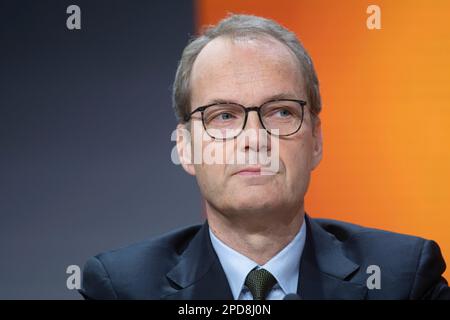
209, 221, 307, 299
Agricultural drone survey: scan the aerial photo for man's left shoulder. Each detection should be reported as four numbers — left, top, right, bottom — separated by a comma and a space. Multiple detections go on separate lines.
313, 217, 437, 265
314, 217, 427, 251
312, 217, 449, 299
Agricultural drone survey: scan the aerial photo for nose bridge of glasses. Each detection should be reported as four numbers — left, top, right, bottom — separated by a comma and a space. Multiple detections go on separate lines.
243, 106, 265, 130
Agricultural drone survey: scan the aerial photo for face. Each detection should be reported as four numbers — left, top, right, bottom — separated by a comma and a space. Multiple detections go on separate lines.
177, 36, 322, 218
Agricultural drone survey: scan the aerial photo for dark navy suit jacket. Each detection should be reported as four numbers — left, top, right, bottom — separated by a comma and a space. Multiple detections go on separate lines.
80, 215, 450, 299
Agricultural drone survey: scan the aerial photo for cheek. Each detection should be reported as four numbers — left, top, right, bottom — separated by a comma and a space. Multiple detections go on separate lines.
194, 141, 229, 194
195, 160, 225, 182
194, 164, 221, 202
280, 137, 314, 185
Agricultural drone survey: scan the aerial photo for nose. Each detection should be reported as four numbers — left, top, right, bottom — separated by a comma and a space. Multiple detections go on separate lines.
244, 109, 264, 131
239, 109, 271, 153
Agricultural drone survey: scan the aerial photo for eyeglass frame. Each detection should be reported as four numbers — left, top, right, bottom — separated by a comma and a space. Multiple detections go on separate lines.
183, 98, 307, 140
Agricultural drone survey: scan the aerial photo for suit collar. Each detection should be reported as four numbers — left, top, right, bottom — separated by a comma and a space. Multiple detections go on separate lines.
209, 220, 306, 299
163, 221, 233, 300
298, 215, 368, 299
163, 215, 367, 300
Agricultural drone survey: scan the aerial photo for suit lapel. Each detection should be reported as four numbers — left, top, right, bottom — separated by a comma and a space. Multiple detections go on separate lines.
162, 221, 233, 300
162, 215, 367, 300
298, 215, 368, 300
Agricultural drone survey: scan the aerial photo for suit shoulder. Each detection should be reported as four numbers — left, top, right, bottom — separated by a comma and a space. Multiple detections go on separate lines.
81, 223, 202, 299
311, 217, 429, 266
313, 217, 426, 245
311, 217, 448, 299
95, 223, 202, 267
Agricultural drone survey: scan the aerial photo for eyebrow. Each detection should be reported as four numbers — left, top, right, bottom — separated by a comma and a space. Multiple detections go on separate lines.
204, 92, 301, 106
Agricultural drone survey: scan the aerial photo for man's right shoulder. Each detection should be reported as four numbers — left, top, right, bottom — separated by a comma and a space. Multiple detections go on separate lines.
80, 224, 203, 299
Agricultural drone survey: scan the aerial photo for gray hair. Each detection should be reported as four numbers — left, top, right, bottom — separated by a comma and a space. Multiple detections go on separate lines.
172, 14, 321, 124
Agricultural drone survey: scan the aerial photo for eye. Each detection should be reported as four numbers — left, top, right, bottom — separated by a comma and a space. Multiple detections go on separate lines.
216, 112, 235, 121
269, 107, 293, 118
207, 111, 239, 124
273, 108, 293, 118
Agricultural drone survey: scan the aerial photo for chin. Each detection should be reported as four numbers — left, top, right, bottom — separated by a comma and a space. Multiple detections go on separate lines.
230, 196, 281, 214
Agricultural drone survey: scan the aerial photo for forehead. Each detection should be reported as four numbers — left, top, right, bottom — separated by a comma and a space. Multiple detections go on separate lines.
190, 35, 304, 107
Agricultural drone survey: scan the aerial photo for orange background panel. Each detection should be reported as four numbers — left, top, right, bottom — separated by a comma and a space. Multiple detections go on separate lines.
197, 0, 450, 280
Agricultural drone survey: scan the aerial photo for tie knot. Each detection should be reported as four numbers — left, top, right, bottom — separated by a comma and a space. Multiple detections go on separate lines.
244, 268, 277, 300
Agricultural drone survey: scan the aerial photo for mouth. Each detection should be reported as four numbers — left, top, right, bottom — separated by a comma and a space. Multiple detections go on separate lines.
235, 167, 262, 176
233, 166, 277, 176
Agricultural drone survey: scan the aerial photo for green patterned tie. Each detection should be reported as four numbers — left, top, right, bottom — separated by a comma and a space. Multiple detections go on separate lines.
244, 268, 277, 300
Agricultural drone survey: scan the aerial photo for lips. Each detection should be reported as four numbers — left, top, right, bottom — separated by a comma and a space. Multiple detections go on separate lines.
235, 167, 262, 175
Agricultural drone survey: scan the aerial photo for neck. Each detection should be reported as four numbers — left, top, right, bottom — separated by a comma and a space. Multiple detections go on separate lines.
206, 202, 305, 265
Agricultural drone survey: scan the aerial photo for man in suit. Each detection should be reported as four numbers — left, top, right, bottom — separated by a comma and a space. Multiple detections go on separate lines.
80, 14, 450, 300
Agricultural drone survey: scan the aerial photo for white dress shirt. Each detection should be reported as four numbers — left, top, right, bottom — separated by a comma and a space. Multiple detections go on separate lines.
209, 221, 306, 300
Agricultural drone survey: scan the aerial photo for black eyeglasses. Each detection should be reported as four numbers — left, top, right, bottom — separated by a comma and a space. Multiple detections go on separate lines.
184, 99, 307, 140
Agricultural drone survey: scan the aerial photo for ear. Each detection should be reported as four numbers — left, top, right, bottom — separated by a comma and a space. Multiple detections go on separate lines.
176, 123, 196, 176
311, 117, 323, 170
